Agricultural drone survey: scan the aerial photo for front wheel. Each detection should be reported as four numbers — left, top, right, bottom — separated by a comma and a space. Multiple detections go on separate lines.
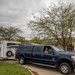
59, 63, 72, 74
19, 57, 25, 65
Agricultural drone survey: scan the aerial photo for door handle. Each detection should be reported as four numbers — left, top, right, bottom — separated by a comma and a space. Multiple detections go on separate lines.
33, 54, 35, 56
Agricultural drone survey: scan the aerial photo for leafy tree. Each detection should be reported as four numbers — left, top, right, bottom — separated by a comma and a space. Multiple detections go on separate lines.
16, 36, 28, 44
28, 3, 75, 51
31, 37, 43, 44
0, 26, 22, 41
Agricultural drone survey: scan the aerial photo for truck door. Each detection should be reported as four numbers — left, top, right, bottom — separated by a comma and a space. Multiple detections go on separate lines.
43, 46, 57, 66
32, 46, 44, 63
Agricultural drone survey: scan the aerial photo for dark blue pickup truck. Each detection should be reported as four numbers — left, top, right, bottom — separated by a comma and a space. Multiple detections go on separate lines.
15, 44, 75, 74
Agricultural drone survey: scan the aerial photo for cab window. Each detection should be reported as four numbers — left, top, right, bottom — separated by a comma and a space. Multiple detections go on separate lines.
34, 46, 42, 53
44, 46, 54, 54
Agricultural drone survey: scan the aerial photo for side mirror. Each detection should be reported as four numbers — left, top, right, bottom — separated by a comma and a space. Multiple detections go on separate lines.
48, 49, 54, 55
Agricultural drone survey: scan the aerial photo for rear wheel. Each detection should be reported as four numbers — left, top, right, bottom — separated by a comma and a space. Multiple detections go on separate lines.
59, 62, 72, 74
19, 57, 25, 65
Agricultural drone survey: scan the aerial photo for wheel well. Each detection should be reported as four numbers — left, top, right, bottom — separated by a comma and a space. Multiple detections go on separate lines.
19, 54, 25, 59
58, 59, 73, 69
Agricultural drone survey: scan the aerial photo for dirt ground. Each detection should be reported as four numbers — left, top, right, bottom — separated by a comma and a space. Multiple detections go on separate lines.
4, 60, 75, 75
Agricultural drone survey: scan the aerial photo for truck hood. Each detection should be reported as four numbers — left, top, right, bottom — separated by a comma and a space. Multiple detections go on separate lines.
58, 51, 75, 56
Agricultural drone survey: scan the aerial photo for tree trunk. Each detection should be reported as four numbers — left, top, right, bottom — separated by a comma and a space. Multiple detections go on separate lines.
62, 44, 67, 51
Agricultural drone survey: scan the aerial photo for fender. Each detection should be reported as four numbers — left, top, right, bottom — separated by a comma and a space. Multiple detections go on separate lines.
57, 56, 73, 63
18, 53, 26, 58
56, 56, 74, 67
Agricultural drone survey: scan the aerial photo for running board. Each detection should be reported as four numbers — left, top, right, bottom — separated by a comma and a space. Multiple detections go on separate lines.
32, 62, 56, 68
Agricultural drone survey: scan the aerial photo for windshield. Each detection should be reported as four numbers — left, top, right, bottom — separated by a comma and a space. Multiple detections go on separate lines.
52, 46, 64, 52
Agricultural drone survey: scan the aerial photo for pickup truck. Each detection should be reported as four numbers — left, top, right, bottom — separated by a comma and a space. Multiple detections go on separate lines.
15, 44, 75, 74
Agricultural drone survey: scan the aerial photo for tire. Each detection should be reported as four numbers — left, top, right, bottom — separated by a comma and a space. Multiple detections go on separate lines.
19, 57, 25, 65
59, 62, 72, 74
6, 51, 13, 57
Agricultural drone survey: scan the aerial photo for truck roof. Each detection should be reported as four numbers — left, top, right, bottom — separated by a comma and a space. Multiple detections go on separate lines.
19, 44, 54, 47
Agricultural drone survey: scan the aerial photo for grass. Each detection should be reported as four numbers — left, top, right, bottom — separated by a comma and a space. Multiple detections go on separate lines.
0, 61, 32, 75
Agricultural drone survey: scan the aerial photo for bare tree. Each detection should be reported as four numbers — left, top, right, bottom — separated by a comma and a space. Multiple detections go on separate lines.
28, 3, 75, 51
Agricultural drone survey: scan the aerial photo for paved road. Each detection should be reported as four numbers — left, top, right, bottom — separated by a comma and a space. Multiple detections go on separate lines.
24, 63, 63, 75
4, 60, 75, 75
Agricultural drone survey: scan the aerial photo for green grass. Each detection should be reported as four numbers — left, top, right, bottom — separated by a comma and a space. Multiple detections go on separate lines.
0, 61, 32, 75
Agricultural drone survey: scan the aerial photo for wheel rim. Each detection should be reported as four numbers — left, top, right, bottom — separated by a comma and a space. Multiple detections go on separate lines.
20, 58, 23, 64
8, 52, 12, 56
61, 65, 69, 73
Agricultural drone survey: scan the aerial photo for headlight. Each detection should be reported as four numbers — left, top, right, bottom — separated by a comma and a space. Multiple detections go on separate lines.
71, 56, 75, 62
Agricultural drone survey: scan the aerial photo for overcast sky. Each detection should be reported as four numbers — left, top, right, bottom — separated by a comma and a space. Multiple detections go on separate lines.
0, 0, 75, 39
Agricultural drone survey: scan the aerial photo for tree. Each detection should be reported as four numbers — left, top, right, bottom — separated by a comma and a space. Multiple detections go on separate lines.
0, 26, 22, 41
31, 37, 43, 44
16, 36, 28, 44
28, 3, 75, 51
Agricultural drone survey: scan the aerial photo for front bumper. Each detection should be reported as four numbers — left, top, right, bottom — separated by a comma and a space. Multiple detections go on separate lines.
72, 63, 75, 69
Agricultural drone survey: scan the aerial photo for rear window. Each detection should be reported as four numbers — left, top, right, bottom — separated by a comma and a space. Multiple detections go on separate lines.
18, 45, 34, 52
23, 46, 33, 51
34, 46, 43, 53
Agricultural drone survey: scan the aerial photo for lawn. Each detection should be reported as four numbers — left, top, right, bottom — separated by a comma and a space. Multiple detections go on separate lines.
0, 61, 32, 75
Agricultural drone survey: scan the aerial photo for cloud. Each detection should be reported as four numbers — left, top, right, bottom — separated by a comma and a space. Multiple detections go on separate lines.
0, 0, 47, 39
0, 0, 75, 39
0, 0, 44, 23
